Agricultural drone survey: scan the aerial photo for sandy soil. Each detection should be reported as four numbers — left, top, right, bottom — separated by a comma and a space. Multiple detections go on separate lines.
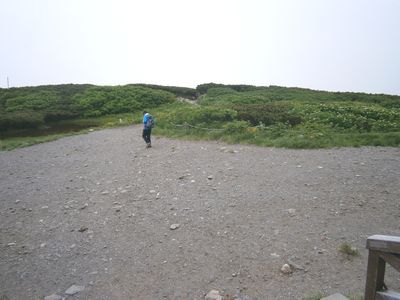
1, 126, 399, 300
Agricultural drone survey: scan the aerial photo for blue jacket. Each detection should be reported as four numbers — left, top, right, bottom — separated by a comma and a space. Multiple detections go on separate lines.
143, 113, 152, 129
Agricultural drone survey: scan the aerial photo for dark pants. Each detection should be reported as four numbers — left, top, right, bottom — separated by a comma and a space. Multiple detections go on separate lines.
142, 128, 151, 144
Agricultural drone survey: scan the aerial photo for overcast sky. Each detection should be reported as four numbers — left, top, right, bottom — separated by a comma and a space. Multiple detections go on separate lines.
1, 0, 399, 95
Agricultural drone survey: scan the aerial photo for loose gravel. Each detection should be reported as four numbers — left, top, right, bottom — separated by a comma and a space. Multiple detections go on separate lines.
1, 126, 399, 299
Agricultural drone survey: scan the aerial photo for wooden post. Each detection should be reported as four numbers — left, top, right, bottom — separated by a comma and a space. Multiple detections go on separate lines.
365, 235, 400, 300
365, 250, 386, 300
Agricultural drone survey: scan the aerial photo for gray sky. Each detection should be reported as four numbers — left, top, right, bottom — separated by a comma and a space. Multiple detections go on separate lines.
1, 0, 400, 95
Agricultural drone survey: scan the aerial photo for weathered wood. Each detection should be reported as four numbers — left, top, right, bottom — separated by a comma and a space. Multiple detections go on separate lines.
367, 235, 400, 254
375, 290, 400, 300
380, 253, 400, 273
365, 250, 386, 300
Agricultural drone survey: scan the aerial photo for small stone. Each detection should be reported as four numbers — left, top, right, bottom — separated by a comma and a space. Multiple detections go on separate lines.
80, 203, 89, 210
207, 175, 213, 180
40, 243, 47, 248
65, 285, 85, 295
7, 242, 16, 246
205, 289, 223, 300
113, 205, 123, 212
170, 224, 180, 230
149, 190, 156, 193
44, 294, 64, 300
280, 263, 292, 274
15, 199, 21, 204
288, 208, 296, 216
78, 227, 88, 232
101, 191, 109, 195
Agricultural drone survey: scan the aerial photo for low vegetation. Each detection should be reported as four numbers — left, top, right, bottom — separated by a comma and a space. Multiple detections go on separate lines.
339, 242, 360, 258
1, 82, 399, 149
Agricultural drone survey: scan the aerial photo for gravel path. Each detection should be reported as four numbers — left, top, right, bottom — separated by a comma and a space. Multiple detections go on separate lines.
1, 126, 399, 300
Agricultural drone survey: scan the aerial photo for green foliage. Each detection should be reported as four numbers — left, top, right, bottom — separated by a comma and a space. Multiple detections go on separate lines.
0, 110, 44, 131
0, 84, 92, 130
161, 106, 237, 126
303, 293, 325, 300
5, 90, 58, 112
198, 83, 400, 106
73, 86, 175, 117
293, 102, 400, 132
232, 103, 303, 126
206, 87, 238, 97
128, 84, 197, 99
223, 120, 250, 133
339, 242, 360, 257
196, 83, 257, 94
1, 82, 399, 149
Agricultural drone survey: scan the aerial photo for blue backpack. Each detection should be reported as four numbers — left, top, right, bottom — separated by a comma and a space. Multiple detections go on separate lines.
146, 115, 155, 128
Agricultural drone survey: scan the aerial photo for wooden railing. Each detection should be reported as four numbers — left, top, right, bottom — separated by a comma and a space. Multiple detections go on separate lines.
365, 235, 400, 300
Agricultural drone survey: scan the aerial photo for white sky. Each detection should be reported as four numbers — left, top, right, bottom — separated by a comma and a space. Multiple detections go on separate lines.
1, 0, 399, 95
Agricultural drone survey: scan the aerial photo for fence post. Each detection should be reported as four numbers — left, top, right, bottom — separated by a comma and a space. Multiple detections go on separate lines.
364, 250, 386, 300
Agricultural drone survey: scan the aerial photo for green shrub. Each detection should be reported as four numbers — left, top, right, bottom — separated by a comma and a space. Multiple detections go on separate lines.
339, 242, 360, 257
0, 110, 44, 131
128, 84, 197, 99
164, 106, 237, 126
223, 120, 250, 133
294, 102, 400, 132
73, 86, 176, 117
232, 103, 302, 126
5, 90, 59, 112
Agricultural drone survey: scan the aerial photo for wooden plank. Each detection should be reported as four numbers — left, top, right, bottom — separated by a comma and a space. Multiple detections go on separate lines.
365, 250, 387, 300
380, 253, 400, 273
376, 290, 400, 300
367, 235, 400, 254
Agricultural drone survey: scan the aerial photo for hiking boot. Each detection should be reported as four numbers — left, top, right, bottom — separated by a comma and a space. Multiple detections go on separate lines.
146, 143, 152, 148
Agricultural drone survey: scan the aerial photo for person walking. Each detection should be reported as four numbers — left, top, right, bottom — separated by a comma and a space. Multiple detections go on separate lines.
142, 111, 154, 148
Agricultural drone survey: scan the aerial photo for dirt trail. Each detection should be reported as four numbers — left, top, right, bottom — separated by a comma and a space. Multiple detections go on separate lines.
1, 126, 399, 300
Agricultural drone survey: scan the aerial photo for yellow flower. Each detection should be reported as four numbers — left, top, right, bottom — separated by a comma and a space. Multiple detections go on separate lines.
247, 127, 258, 134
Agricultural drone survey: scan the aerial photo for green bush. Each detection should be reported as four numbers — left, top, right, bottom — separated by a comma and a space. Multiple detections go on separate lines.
128, 84, 197, 99
0, 110, 44, 131
164, 106, 237, 126
232, 103, 302, 126
5, 90, 59, 112
223, 120, 250, 133
73, 86, 176, 117
294, 102, 400, 132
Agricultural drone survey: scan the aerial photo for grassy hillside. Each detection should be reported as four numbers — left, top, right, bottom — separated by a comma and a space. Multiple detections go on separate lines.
1, 83, 399, 149
154, 84, 400, 148
0, 84, 182, 131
